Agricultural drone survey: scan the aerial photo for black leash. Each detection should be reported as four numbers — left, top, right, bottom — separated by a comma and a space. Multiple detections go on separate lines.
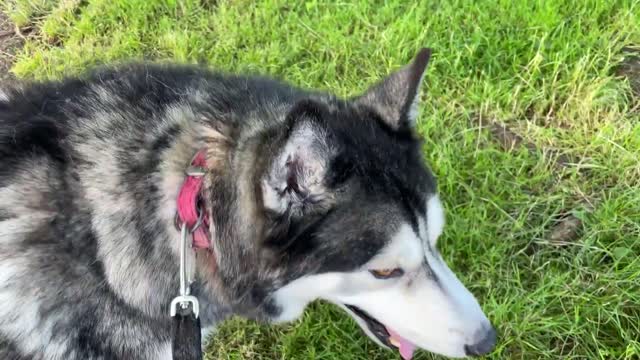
171, 302, 202, 360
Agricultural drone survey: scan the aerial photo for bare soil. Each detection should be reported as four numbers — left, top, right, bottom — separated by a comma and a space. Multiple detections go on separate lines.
616, 46, 640, 99
0, 12, 23, 84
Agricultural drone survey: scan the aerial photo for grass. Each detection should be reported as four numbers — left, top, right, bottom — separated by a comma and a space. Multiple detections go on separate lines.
2, 0, 640, 359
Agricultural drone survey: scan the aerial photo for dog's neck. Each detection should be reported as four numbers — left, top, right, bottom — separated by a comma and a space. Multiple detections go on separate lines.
154, 116, 267, 322
100, 108, 277, 323
88, 114, 239, 324
164, 116, 291, 321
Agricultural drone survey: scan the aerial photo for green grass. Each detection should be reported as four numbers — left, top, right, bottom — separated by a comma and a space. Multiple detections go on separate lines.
3, 0, 640, 359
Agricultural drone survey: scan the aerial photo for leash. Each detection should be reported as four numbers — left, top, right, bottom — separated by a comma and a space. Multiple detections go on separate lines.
170, 150, 212, 360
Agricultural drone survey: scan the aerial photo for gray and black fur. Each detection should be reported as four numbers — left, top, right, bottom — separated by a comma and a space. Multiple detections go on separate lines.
0, 49, 439, 359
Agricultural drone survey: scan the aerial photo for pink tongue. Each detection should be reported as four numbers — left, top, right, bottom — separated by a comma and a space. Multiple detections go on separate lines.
386, 327, 416, 360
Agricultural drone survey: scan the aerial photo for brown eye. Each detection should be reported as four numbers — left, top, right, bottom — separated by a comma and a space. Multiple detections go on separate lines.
369, 268, 404, 279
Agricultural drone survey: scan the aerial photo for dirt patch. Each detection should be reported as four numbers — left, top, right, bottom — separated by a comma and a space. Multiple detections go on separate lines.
548, 213, 583, 247
616, 46, 640, 99
488, 121, 573, 171
484, 120, 591, 247
0, 11, 24, 84
489, 47, 639, 248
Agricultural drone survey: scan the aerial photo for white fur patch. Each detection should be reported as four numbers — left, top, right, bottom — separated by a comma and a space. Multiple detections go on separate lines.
0, 260, 70, 358
426, 195, 445, 246
154, 342, 173, 360
406, 72, 426, 126
368, 224, 423, 271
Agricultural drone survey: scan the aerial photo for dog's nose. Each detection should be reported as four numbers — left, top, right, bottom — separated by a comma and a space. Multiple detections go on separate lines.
464, 325, 497, 357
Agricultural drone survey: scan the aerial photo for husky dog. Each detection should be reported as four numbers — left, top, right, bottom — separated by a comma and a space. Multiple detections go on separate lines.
0, 48, 496, 359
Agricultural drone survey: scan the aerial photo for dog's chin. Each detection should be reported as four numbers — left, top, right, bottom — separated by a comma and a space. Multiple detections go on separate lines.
339, 304, 468, 360
339, 304, 422, 360
342, 305, 394, 348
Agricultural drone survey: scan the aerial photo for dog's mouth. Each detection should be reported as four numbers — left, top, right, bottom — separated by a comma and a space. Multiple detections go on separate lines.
345, 305, 416, 360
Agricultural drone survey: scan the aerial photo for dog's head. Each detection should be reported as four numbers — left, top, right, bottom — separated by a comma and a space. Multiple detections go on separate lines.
208, 49, 496, 359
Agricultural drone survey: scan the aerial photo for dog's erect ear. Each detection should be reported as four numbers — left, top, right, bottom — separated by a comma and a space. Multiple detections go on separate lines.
261, 100, 335, 217
355, 48, 432, 130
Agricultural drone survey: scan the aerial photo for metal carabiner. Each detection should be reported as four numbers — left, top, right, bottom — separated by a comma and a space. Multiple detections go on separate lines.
170, 223, 199, 318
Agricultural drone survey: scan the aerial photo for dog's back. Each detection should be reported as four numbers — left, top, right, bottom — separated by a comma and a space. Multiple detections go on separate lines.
0, 65, 304, 359
1, 68, 170, 359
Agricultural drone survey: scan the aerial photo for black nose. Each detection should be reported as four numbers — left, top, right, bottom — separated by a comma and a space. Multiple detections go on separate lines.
464, 326, 497, 357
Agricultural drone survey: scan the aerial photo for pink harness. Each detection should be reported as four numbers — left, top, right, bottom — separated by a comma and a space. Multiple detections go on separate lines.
175, 150, 212, 250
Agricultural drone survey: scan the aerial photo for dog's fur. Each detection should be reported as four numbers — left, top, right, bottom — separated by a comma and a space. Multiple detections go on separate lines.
0, 49, 495, 359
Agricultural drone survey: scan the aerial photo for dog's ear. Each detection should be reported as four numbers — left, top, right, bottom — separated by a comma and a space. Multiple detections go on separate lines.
261, 100, 334, 217
354, 48, 432, 130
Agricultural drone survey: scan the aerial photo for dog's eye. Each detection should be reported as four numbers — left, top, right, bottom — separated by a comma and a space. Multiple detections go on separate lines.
369, 268, 404, 279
